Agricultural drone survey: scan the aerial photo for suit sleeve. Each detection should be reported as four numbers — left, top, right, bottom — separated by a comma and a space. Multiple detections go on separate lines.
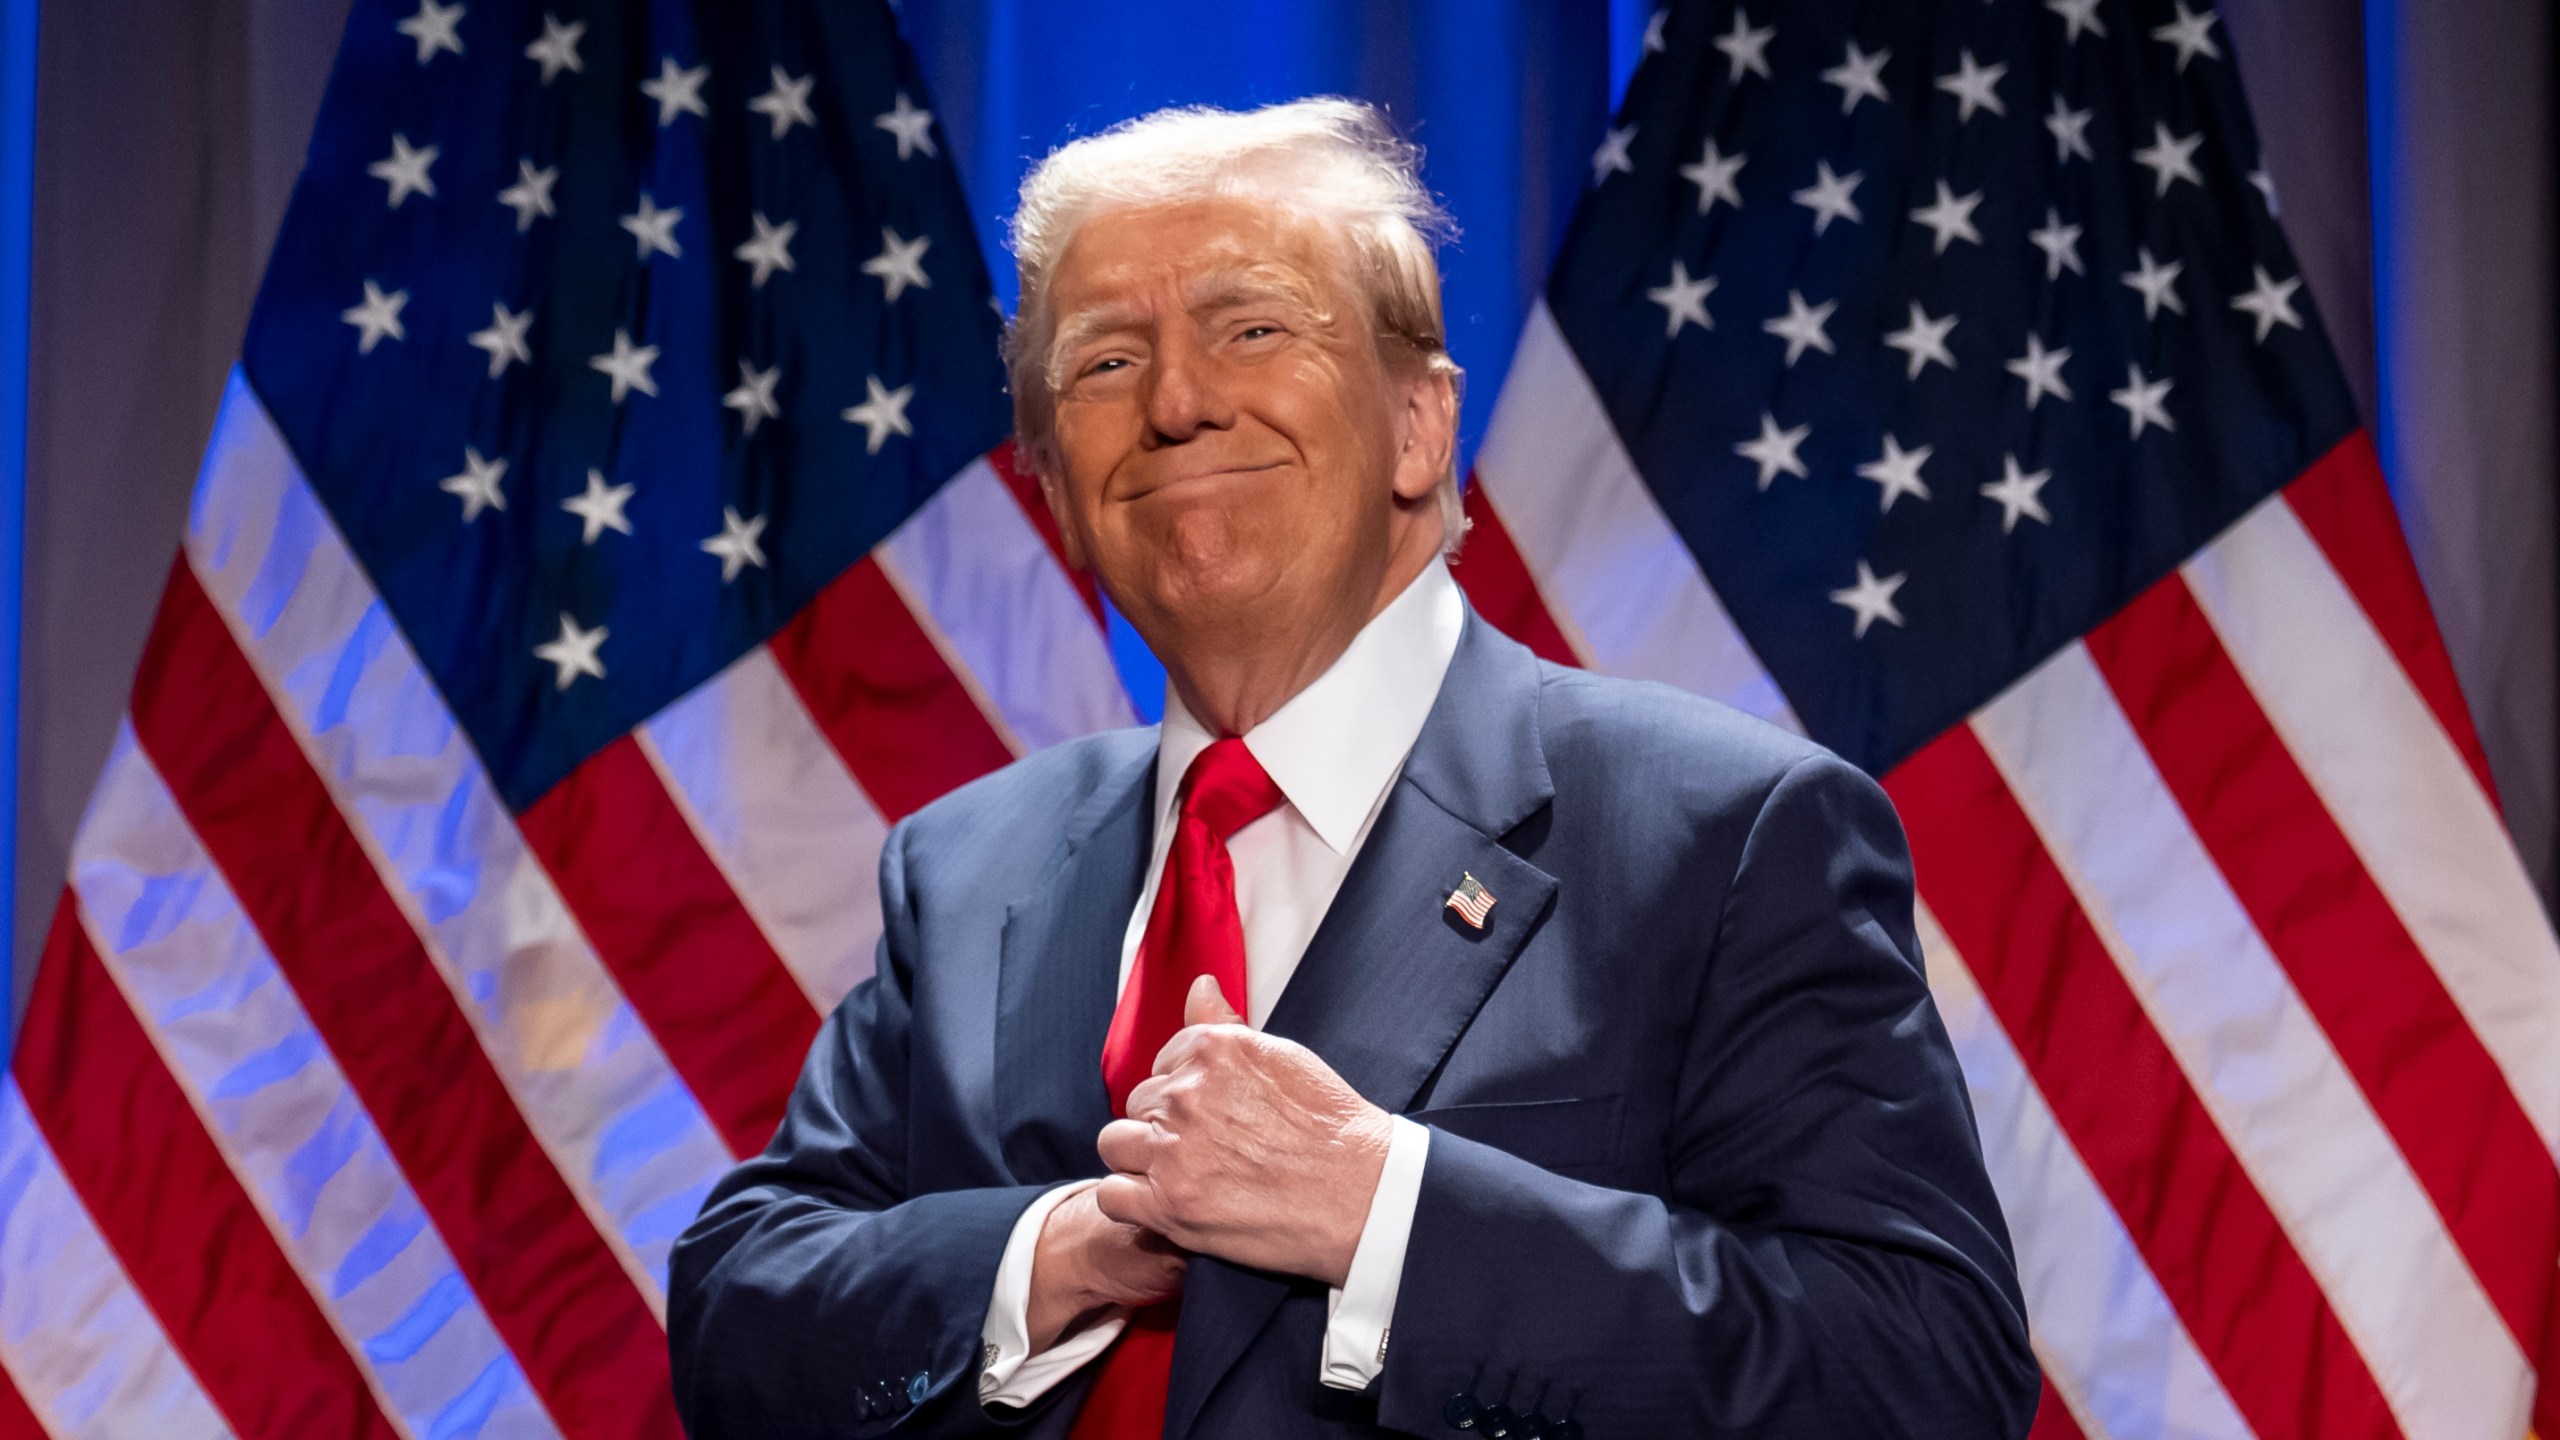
667, 820, 1053, 1438
1375, 754, 2040, 1439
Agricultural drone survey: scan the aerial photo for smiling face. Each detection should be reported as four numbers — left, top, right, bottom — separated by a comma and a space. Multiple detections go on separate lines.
1035, 197, 1453, 722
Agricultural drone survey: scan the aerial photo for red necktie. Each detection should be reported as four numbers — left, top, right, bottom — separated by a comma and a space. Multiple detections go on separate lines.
1068, 738, 1283, 1440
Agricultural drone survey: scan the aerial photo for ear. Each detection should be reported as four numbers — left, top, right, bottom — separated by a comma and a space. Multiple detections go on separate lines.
1031, 449, 1092, 571
1390, 366, 1458, 505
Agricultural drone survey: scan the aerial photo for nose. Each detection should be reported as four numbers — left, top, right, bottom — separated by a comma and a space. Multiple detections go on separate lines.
1140, 326, 1234, 447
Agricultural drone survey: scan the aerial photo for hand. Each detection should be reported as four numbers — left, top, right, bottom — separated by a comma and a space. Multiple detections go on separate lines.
1095, 976, 1393, 1286
1024, 1185, 1187, 1353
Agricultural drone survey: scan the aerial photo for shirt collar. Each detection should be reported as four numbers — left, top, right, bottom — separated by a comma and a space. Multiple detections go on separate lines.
1154, 556, 1466, 854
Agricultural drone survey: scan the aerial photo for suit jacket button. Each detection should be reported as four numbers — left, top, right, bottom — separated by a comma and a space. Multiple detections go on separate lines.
1480, 1404, 1519, 1438
1443, 1391, 1481, 1429
909, 1371, 931, 1405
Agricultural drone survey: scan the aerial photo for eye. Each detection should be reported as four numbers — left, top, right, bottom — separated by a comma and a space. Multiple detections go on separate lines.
1235, 324, 1282, 342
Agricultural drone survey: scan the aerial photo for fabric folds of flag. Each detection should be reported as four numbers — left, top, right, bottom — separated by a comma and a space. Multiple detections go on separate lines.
0, 2, 1135, 1435
1454, 4, 2560, 1439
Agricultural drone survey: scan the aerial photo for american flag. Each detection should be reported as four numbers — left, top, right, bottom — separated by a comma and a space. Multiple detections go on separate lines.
0, 1, 1137, 1435
1455, 2, 2560, 1438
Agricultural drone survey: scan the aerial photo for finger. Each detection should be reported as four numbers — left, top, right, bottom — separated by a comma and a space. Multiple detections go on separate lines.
1095, 1118, 1157, 1175
1123, 1073, 1178, 1123
1184, 973, 1245, 1028
1093, 1173, 1165, 1233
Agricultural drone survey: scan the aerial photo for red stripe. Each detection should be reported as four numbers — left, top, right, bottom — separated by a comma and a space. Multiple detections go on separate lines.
129, 559, 680, 1440
1886, 726, 2401, 1440
988, 440, 1105, 626
518, 736, 819, 1158
1451, 479, 1583, 668
768, 553, 1015, 821
2279, 430, 2500, 807
13, 894, 399, 1440
2027, 1378, 2086, 1440
2086, 573, 2560, 1356
0, 1361, 46, 1440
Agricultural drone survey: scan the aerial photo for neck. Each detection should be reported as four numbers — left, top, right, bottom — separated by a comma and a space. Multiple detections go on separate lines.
1161, 527, 1439, 737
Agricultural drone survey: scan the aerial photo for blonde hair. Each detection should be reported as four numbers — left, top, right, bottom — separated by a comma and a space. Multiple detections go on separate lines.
1004, 98, 1465, 545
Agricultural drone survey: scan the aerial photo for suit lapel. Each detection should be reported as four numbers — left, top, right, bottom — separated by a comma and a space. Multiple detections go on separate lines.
1167, 613, 1558, 1440
992, 743, 1155, 1183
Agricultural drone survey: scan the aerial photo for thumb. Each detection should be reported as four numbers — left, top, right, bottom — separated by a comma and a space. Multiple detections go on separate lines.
1184, 973, 1244, 1027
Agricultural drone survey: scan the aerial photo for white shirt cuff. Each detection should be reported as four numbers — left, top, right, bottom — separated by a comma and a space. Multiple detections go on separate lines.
979, 1180, 1128, 1408
1320, 1116, 1431, 1390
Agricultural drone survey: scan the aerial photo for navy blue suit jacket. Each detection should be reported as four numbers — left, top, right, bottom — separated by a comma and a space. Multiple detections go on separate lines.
669, 613, 2038, 1438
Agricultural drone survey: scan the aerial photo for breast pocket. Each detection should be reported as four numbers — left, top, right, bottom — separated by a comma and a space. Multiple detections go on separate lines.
1405, 1094, 1624, 1176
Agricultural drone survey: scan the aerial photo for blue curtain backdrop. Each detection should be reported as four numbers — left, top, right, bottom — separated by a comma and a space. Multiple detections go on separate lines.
894, 0, 1646, 716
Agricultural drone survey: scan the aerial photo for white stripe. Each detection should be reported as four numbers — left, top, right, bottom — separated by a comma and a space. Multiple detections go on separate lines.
70, 727, 558, 1440
640, 646, 885, 1014
877, 457, 1135, 752
1472, 300, 1798, 730
0, 1081, 230, 1440
1915, 903, 2254, 1440
1973, 642, 2529, 1440
2185, 493, 2560, 1150
182, 369, 730, 1303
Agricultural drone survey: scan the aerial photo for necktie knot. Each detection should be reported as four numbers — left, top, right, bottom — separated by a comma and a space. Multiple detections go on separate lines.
1178, 737, 1285, 843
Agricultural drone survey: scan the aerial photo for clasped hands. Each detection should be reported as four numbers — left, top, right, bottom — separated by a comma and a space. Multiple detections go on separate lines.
1025, 976, 1394, 1351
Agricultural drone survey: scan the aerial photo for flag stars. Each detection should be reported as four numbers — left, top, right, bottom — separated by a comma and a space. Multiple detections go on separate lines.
1856, 436, 1933, 512
725, 361, 782, 434
1642, 8, 1668, 54
524, 12, 583, 84
735, 212, 797, 287
641, 56, 710, 126
751, 66, 817, 139
1647, 260, 1716, 336
1762, 290, 1836, 365
396, 0, 464, 64
2122, 246, 2187, 320
590, 328, 659, 402
621, 193, 683, 260
1792, 160, 1863, 233
701, 507, 769, 582
863, 227, 932, 302
1981, 454, 2054, 533
2232, 265, 2305, 341
342, 280, 408, 352
875, 91, 938, 160
1678, 137, 1746, 215
2046, 96, 2095, 164
1909, 180, 1984, 254
1820, 40, 1890, 114
534, 613, 607, 690
1590, 124, 1638, 187
2152, 2, 2223, 71
562, 468, 634, 544
1735, 412, 1810, 490
2028, 207, 2084, 279
467, 301, 533, 378
439, 447, 507, 521
1936, 49, 2008, 123
1713, 9, 1775, 82
2046, 0, 2106, 44
2110, 362, 2176, 437
2132, 122, 2205, 196
2250, 166, 2281, 212
1883, 300, 1958, 379
369, 134, 438, 208
1830, 560, 1907, 639
497, 159, 557, 231
2006, 334, 2074, 408
842, 376, 915, 453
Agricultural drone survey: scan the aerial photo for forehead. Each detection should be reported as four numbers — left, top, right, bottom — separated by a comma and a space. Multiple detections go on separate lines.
1047, 196, 1339, 313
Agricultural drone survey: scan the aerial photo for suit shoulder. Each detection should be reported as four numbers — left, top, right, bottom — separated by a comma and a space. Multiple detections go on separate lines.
1531, 662, 1860, 813
892, 725, 1154, 866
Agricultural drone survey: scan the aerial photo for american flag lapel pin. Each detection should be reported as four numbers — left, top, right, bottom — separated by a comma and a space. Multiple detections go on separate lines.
1445, 872, 1496, 930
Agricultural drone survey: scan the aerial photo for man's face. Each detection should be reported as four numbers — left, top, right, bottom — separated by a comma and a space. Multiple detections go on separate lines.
1037, 197, 1449, 662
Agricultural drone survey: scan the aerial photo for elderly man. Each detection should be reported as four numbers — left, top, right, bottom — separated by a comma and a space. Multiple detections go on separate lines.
669, 99, 2037, 1439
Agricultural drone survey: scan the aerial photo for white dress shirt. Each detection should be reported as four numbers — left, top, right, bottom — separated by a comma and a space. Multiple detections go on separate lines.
978, 556, 1464, 1408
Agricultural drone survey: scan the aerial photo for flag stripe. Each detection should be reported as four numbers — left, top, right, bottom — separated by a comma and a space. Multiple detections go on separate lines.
2279, 434, 2499, 806
72, 726, 559, 1440
2085, 572, 2559, 1354
1916, 904, 2254, 1440
0, 1078, 237, 1440
1889, 725, 2401, 1440
2184, 493, 2560, 1152
1974, 642, 2524, 1440
638, 646, 888, 1015
1471, 301, 1799, 730
129, 561, 680, 1440
14, 897, 400, 1440
767, 553, 1018, 821
185, 372, 733, 1289
877, 456, 1136, 753
1450, 482, 1587, 669
517, 737, 818, 1160
984, 441, 1104, 626
0, 1364, 51, 1440
2028, 1381, 2090, 1440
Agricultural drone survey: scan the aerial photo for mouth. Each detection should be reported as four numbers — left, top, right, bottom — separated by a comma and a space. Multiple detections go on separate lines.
1122, 461, 1287, 502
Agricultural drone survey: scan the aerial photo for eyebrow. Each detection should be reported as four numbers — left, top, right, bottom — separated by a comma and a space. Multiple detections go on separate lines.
1047, 262, 1330, 378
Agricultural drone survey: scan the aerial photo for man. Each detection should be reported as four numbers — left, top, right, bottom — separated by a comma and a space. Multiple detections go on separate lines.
669, 98, 2037, 1439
